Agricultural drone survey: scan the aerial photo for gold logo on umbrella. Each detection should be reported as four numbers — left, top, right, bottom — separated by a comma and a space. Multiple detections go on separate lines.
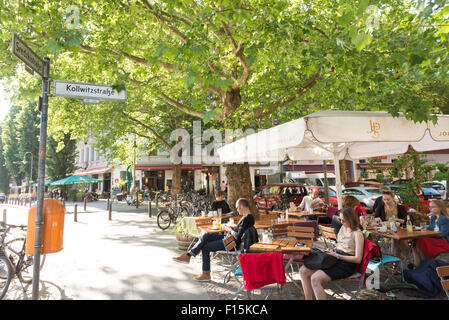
367, 120, 381, 137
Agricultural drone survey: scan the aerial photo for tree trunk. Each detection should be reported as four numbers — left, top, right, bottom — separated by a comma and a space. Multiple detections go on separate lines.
225, 163, 258, 220
172, 163, 182, 195
222, 88, 258, 219
171, 135, 183, 195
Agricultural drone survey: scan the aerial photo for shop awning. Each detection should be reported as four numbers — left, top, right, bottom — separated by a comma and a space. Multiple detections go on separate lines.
135, 165, 202, 171
76, 166, 111, 176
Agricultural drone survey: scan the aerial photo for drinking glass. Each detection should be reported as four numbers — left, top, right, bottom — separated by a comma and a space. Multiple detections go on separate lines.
216, 217, 222, 229
420, 222, 427, 231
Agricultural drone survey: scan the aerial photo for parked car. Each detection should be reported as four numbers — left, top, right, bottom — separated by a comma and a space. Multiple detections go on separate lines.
388, 184, 442, 201
422, 181, 446, 200
0, 193, 5, 203
306, 186, 338, 207
341, 187, 382, 210
254, 184, 308, 211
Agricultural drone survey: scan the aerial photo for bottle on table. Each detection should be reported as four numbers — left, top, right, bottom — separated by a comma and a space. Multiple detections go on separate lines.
406, 215, 413, 233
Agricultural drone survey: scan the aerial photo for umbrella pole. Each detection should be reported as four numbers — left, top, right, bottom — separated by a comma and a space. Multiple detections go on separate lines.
333, 147, 343, 210
322, 160, 330, 206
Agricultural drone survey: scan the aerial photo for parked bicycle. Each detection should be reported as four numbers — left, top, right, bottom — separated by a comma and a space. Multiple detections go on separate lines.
156, 198, 190, 230
0, 224, 46, 299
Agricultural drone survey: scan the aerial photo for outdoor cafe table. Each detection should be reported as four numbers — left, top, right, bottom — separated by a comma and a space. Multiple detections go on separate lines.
366, 226, 441, 263
366, 226, 441, 241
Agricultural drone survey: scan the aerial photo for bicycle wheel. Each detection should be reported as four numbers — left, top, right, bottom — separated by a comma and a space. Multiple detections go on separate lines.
5, 238, 46, 284
157, 209, 172, 230
0, 254, 12, 299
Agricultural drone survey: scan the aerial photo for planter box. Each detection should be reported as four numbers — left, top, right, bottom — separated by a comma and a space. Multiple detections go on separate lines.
176, 233, 197, 251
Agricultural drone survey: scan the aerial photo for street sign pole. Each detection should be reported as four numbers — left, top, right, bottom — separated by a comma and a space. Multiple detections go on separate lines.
31, 57, 50, 300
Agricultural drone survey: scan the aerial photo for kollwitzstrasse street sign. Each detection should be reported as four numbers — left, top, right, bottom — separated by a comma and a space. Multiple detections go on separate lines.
11, 33, 44, 77
53, 80, 127, 101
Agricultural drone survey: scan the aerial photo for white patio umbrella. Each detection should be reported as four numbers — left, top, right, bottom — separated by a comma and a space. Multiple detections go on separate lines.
217, 110, 449, 208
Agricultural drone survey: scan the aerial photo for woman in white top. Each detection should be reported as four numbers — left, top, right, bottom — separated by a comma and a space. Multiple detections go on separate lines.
299, 207, 364, 300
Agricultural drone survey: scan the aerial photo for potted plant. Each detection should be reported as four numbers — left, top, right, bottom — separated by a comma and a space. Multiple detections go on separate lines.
173, 213, 198, 251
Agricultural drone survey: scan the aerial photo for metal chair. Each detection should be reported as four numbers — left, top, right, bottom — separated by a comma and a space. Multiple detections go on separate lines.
233, 252, 293, 300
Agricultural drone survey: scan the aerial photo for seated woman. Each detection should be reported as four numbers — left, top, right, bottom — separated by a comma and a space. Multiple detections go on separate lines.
299, 207, 364, 300
331, 196, 364, 235
374, 189, 410, 258
172, 198, 254, 282
412, 199, 449, 267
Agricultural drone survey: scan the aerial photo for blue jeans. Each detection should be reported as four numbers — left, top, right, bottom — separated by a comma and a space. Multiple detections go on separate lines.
189, 233, 226, 273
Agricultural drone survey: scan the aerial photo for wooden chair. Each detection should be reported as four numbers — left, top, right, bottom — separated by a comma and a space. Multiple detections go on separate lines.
195, 217, 213, 228
218, 227, 258, 285
283, 226, 315, 288
436, 265, 449, 300
319, 225, 338, 249
272, 223, 290, 238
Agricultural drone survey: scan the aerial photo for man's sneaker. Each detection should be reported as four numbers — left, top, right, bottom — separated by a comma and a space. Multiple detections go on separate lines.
194, 273, 211, 282
172, 253, 191, 264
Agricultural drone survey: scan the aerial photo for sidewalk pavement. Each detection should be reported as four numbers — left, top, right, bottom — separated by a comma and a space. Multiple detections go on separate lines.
1, 200, 211, 300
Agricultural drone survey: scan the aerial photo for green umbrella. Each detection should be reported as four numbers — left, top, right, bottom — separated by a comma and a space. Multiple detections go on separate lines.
51, 175, 102, 186
32, 179, 52, 187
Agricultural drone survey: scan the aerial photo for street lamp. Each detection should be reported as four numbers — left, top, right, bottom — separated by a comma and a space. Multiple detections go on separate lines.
22, 152, 33, 197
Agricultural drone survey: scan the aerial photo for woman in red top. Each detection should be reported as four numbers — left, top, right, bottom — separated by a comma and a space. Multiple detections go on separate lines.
355, 203, 367, 217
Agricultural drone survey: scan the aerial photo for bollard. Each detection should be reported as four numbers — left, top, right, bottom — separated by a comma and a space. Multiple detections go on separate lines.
25, 198, 28, 207
136, 191, 139, 209
84, 197, 87, 211
108, 202, 112, 220
148, 201, 152, 218
74, 204, 78, 222
2, 208, 6, 226
107, 198, 110, 211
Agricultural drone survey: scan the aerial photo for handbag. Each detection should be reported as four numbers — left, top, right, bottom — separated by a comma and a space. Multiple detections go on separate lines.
303, 250, 339, 270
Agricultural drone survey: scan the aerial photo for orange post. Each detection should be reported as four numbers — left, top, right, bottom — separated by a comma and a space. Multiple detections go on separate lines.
26, 199, 65, 255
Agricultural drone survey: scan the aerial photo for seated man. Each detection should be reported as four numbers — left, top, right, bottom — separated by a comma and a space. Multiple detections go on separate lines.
172, 198, 255, 282
299, 189, 328, 212
211, 190, 231, 214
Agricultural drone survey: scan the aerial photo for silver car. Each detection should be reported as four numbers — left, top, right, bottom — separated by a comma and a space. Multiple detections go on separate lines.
341, 187, 382, 210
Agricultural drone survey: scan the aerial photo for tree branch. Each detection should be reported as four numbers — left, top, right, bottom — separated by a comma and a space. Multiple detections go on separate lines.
141, 0, 188, 43
221, 21, 251, 89
160, 93, 223, 121
252, 73, 322, 120
120, 110, 172, 149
